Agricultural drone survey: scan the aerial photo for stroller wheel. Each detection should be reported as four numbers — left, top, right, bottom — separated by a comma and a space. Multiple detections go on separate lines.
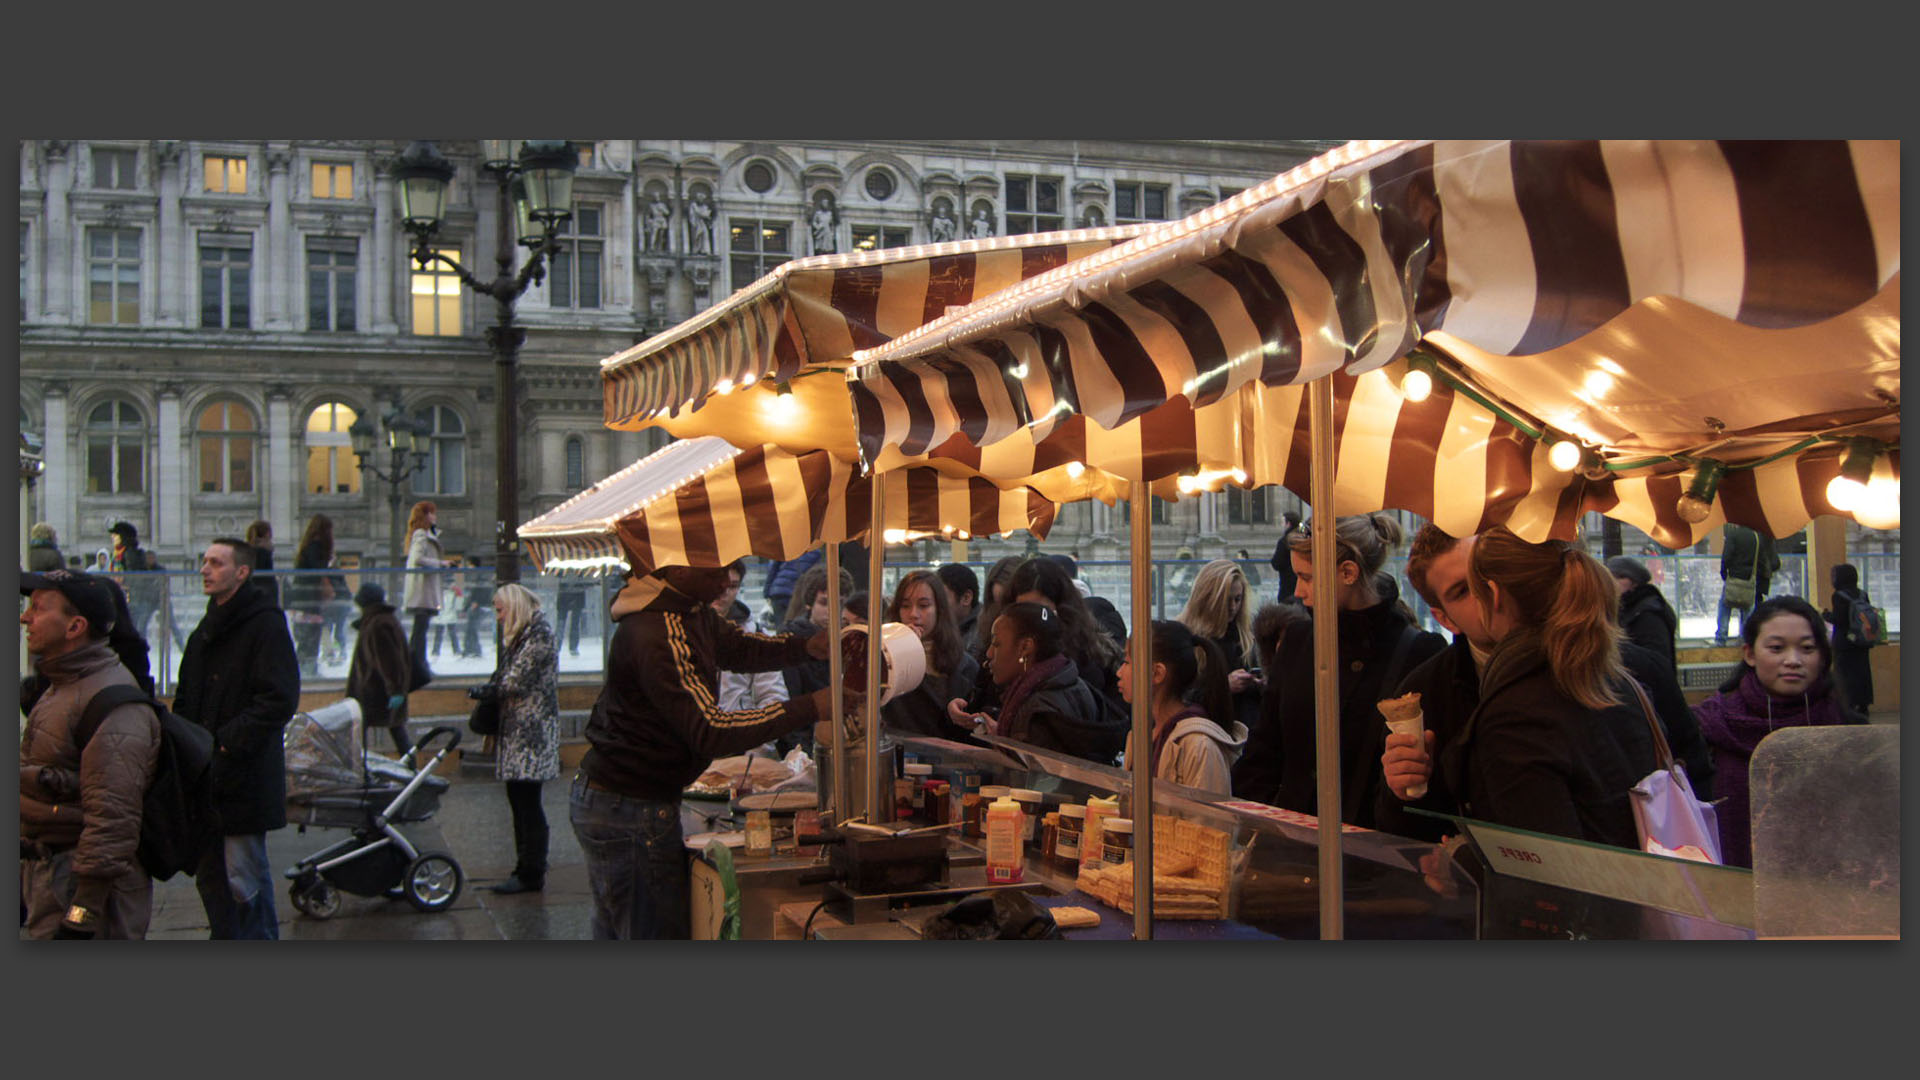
293, 879, 341, 920
403, 853, 463, 912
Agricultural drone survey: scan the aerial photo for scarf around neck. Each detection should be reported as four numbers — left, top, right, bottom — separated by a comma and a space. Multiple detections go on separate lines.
995, 654, 1073, 729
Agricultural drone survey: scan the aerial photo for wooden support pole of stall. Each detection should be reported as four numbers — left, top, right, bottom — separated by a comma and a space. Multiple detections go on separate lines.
1129, 478, 1156, 939
866, 474, 887, 823
824, 541, 849, 826
1308, 376, 1344, 941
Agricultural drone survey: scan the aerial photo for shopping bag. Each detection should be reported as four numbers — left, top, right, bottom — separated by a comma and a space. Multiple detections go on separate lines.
1625, 679, 1722, 864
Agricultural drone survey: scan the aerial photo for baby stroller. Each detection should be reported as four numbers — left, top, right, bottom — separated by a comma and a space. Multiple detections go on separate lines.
281, 699, 465, 918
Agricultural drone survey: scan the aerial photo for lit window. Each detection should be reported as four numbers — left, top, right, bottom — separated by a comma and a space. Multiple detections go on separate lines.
92, 147, 138, 190
312, 162, 353, 199
411, 247, 462, 335
85, 399, 145, 494
728, 218, 791, 290
1005, 174, 1064, 235
410, 405, 466, 497
307, 238, 357, 331
1114, 181, 1170, 225
850, 225, 912, 252
204, 155, 247, 194
565, 436, 584, 490
196, 400, 257, 494
304, 401, 362, 495
199, 235, 251, 329
548, 205, 601, 309
87, 227, 141, 325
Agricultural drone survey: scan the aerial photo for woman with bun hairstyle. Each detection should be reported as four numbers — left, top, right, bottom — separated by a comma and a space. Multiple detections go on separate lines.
1433, 526, 1660, 849
1694, 595, 1862, 868
1120, 620, 1247, 795
1231, 512, 1444, 825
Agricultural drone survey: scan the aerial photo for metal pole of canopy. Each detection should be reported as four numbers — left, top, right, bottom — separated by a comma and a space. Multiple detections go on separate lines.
866, 476, 886, 823
1308, 376, 1344, 940
1129, 479, 1156, 939
824, 542, 848, 826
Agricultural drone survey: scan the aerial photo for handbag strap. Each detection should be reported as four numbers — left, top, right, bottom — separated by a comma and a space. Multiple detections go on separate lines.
1625, 676, 1676, 773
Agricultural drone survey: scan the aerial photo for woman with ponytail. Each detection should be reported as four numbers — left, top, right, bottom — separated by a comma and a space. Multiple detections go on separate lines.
1120, 620, 1247, 795
1435, 526, 1660, 849
1232, 512, 1444, 825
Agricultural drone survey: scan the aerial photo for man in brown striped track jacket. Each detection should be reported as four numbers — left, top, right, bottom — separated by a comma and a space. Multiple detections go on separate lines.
571, 564, 845, 939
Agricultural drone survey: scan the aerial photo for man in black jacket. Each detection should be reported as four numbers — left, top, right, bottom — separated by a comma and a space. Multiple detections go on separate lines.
1714, 523, 1779, 645
1608, 556, 1680, 674
1376, 527, 1712, 843
172, 537, 299, 939
572, 564, 843, 939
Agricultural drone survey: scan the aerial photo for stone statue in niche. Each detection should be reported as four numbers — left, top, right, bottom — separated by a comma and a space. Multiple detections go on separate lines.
928, 199, 957, 243
686, 191, 714, 255
810, 192, 838, 255
1082, 205, 1105, 228
969, 205, 993, 239
644, 193, 672, 253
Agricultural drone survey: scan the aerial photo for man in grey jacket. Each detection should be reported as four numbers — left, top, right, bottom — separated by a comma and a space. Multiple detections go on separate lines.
19, 569, 160, 939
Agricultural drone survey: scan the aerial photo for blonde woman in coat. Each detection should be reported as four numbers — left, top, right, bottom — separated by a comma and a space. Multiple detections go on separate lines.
479, 582, 561, 893
400, 500, 446, 675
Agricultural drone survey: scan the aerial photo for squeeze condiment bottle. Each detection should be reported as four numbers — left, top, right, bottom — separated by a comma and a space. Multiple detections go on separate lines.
1011, 789, 1043, 842
976, 785, 1011, 839
1080, 795, 1120, 871
984, 796, 1025, 883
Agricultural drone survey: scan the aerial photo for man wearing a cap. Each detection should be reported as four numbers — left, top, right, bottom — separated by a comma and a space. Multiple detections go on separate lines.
19, 569, 162, 939
346, 582, 413, 756
172, 537, 299, 939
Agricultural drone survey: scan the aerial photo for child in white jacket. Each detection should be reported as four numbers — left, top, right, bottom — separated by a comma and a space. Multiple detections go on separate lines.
1118, 620, 1249, 796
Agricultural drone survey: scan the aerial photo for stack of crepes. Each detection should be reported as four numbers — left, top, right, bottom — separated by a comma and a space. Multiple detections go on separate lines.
1074, 815, 1233, 920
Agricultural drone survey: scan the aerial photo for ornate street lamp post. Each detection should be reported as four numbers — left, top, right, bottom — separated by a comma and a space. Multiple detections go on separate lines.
350, 407, 430, 559
390, 139, 577, 584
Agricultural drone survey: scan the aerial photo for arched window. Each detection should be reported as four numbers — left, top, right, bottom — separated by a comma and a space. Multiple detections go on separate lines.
409, 404, 465, 497
565, 435, 584, 490
196, 399, 258, 493
305, 400, 362, 495
84, 398, 146, 494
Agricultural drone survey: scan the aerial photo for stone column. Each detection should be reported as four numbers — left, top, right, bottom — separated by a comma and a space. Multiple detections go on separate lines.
40, 383, 72, 546
154, 141, 186, 327
533, 427, 567, 503
371, 150, 398, 334
667, 263, 693, 323
40, 142, 72, 322
264, 146, 294, 330
155, 384, 186, 554
266, 385, 295, 538
1197, 491, 1221, 541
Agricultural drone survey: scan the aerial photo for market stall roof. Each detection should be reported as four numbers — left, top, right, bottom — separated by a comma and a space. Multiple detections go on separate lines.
519, 436, 1057, 574
598, 225, 1148, 458
848, 140, 1900, 546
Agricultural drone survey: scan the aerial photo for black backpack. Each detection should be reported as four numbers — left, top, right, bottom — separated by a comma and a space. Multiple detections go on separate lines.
75, 684, 222, 881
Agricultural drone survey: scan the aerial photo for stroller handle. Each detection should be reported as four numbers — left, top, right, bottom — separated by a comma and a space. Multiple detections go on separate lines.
411, 726, 464, 757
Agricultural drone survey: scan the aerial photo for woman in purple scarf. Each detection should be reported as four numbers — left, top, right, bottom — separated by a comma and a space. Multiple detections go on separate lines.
1693, 595, 1864, 868
970, 602, 1125, 764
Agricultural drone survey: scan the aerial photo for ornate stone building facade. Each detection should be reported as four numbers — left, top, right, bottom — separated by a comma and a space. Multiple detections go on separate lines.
19, 139, 1336, 571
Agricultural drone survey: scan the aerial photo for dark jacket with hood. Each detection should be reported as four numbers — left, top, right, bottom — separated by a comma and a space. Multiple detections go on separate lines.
1437, 629, 1658, 851
1694, 667, 1860, 868
171, 579, 299, 835
994, 656, 1125, 765
1373, 635, 1714, 843
883, 648, 981, 739
1617, 582, 1680, 673
1232, 597, 1444, 826
346, 598, 410, 728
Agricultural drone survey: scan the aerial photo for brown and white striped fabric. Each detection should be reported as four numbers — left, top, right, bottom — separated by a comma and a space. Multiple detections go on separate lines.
850, 140, 1899, 543
520, 436, 1057, 574
600, 226, 1147, 436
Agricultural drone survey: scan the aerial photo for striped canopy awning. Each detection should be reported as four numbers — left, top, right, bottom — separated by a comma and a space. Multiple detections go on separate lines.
849, 140, 1900, 546
519, 436, 1057, 575
599, 225, 1147, 457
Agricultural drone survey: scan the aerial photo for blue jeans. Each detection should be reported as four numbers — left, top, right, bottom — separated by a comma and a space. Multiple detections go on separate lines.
196, 833, 279, 940
1715, 589, 1760, 644
569, 777, 688, 940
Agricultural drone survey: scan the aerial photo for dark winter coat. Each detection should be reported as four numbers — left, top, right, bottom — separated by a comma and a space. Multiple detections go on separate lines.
1617, 582, 1679, 674
1372, 636, 1714, 843
1826, 587, 1875, 711
883, 648, 981, 739
994, 656, 1124, 765
763, 550, 823, 613
1232, 599, 1444, 827
1719, 525, 1779, 595
28, 538, 65, 572
1437, 629, 1659, 851
582, 583, 819, 802
171, 579, 300, 835
1694, 667, 1861, 868
780, 616, 833, 699
285, 539, 330, 615
1270, 522, 1300, 601
253, 546, 280, 608
345, 601, 410, 728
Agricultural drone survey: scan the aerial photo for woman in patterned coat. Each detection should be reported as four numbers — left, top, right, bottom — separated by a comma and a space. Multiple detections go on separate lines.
481, 582, 561, 894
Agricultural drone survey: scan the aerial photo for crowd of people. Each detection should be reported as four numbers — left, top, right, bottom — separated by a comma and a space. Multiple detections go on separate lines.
19, 503, 1887, 939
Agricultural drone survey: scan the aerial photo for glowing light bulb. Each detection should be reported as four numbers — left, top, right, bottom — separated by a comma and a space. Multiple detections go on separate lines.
713, 378, 735, 395
882, 528, 908, 545
769, 389, 800, 423
1230, 468, 1248, 485
956, 530, 971, 540
739, 372, 756, 388
1177, 475, 1200, 495
1826, 441, 1877, 512
1825, 473, 1866, 512
1400, 368, 1432, 403
1548, 439, 1583, 473
1065, 460, 1086, 479
1855, 472, 1901, 530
